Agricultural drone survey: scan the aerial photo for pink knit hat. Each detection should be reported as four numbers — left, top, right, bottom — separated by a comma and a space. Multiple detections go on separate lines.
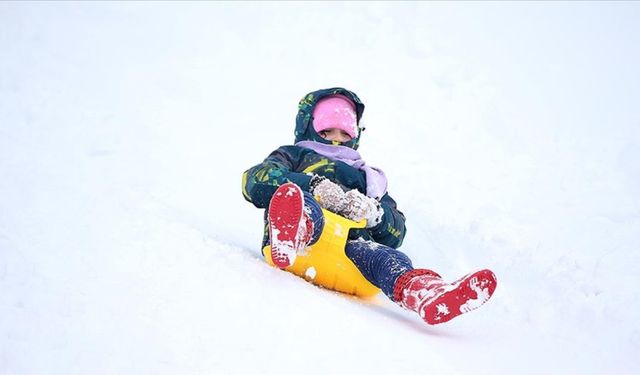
312, 94, 358, 138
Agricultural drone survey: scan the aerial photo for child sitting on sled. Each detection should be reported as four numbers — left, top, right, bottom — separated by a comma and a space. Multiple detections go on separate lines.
241, 87, 496, 325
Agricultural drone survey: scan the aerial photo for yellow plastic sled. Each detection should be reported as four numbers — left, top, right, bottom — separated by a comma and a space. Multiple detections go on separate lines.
263, 208, 381, 298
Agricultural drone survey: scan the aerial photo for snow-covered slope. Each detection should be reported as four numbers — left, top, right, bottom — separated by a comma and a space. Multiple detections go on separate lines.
1, 3, 639, 374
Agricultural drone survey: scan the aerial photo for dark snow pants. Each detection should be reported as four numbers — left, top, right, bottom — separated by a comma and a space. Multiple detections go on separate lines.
345, 239, 414, 299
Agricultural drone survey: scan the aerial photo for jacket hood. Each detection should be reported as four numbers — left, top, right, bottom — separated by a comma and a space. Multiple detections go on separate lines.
294, 87, 365, 150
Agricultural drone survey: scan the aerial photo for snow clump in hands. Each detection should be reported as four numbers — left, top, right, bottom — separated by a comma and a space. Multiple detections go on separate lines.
310, 175, 384, 228
342, 189, 384, 228
310, 175, 347, 213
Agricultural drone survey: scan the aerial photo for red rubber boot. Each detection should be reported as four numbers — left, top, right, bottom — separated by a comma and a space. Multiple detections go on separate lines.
393, 269, 497, 325
268, 182, 313, 269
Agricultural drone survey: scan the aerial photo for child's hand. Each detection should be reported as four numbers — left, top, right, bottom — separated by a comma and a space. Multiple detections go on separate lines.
310, 176, 347, 213
341, 190, 384, 228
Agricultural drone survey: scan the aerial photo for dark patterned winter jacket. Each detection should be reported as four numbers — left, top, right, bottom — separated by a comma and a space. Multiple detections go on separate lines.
242, 145, 407, 249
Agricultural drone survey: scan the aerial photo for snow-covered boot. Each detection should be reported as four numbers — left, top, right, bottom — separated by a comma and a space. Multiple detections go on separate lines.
268, 182, 323, 269
392, 268, 497, 325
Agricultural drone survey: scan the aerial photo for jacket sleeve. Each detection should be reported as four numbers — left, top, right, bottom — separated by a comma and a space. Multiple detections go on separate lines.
242, 146, 313, 209
367, 193, 407, 249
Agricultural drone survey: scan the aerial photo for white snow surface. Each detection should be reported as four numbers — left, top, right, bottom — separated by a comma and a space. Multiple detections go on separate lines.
1, 3, 639, 375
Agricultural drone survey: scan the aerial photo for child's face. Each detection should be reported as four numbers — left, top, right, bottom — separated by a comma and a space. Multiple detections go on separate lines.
318, 128, 353, 143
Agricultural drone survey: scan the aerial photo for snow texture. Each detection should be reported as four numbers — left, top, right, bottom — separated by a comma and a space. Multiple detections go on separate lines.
342, 189, 382, 227
1, 2, 639, 375
311, 178, 348, 213
459, 277, 491, 314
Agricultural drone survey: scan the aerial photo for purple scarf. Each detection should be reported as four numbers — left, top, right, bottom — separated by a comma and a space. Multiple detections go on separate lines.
296, 141, 388, 199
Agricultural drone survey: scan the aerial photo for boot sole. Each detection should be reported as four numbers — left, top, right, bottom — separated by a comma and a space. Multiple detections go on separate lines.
421, 269, 497, 325
268, 183, 304, 269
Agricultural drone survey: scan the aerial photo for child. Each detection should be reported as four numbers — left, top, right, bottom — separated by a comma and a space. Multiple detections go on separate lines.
242, 87, 497, 325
